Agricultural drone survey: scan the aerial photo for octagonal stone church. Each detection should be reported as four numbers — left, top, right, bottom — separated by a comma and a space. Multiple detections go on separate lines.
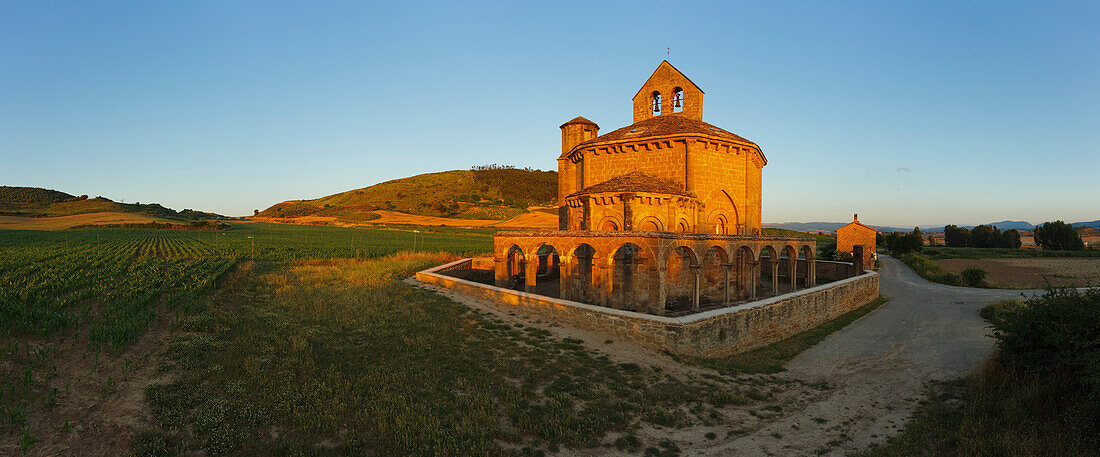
493, 61, 818, 316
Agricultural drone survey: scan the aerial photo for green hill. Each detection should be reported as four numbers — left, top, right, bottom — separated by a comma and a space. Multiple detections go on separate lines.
259, 166, 557, 222
0, 186, 224, 220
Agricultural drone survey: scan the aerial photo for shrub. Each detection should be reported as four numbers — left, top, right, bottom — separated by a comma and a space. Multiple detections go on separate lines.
980, 299, 1025, 326
991, 287, 1100, 437
960, 267, 988, 287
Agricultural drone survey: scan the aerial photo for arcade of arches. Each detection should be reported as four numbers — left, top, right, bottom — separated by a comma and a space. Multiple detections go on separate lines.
494, 231, 817, 316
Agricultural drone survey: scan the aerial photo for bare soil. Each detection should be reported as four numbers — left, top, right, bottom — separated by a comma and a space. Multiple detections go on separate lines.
0, 320, 176, 457
936, 257, 1100, 288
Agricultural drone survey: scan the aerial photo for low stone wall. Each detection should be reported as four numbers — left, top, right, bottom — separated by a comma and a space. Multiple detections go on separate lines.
814, 260, 862, 279
417, 258, 880, 357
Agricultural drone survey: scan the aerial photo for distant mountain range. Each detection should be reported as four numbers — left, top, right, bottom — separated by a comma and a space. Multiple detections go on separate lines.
765, 219, 1100, 233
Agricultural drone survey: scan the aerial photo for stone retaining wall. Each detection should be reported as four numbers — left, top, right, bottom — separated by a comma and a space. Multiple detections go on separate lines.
416, 259, 879, 357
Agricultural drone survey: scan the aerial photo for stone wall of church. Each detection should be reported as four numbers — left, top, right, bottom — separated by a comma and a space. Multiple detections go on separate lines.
417, 258, 879, 357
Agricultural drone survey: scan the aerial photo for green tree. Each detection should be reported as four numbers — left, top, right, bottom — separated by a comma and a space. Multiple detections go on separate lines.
944, 225, 970, 247
1034, 221, 1084, 251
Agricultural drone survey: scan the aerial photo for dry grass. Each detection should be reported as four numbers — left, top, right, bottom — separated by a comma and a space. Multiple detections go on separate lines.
0, 212, 171, 230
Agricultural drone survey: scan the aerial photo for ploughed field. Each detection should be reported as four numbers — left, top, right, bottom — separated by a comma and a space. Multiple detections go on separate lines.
934, 257, 1100, 288
2, 223, 823, 457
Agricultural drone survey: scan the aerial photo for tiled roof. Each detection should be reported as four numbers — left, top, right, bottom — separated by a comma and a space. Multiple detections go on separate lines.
560, 116, 599, 129
840, 220, 877, 232
572, 114, 758, 151
568, 171, 696, 198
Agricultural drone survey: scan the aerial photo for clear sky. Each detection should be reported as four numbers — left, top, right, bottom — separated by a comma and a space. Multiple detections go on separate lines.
2, 1, 1097, 226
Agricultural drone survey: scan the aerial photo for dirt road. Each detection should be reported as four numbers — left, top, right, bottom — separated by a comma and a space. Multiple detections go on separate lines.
711, 255, 1038, 456
418, 256, 1042, 456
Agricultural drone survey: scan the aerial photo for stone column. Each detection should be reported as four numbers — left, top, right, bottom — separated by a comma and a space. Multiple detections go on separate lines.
559, 257, 572, 301
593, 258, 610, 307
808, 258, 816, 287
789, 258, 797, 291
656, 264, 668, 316
494, 256, 506, 287
748, 261, 759, 300
524, 255, 538, 294
721, 263, 733, 305
622, 194, 634, 231
690, 265, 702, 311
771, 262, 780, 296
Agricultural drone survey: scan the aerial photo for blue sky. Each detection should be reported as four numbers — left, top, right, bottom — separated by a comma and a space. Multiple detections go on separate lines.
2, 1, 1097, 226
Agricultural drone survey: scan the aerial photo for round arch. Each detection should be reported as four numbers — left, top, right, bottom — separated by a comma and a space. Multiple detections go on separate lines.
704, 189, 741, 235
597, 216, 621, 232
568, 243, 597, 304
505, 245, 525, 290
609, 242, 652, 312
637, 216, 664, 232
676, 219, 691, 233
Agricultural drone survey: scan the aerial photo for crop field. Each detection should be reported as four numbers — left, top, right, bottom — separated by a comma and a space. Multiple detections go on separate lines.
0, 223, 492, 455
1, 222, 869, 457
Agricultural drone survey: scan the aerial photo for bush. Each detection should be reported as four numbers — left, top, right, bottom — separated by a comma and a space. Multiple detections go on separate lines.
980, 299, 1026, 326
991, 287, 1100, 438
960, 267, 988, 287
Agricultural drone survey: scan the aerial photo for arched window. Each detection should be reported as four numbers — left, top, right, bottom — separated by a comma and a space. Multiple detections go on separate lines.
714, 217, 727, 235
651, 91, 662, 115
673, 87, 684, 113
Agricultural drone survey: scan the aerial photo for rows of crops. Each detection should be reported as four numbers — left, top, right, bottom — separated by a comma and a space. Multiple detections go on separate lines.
0, 222, 492, 436
0, 223, 492, 341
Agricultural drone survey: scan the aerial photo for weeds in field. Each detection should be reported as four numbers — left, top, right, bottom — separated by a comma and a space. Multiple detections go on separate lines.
140, 253, 757, 456
0, 223, 491, 453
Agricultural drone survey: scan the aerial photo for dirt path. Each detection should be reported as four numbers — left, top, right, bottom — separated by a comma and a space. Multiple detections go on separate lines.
705, 256, 1039, 456
415, 256, 1043, 456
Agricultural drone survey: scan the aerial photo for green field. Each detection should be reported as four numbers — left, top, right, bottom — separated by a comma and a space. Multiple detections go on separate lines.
0, 223, 492, 452
0, 223, 803, 456
2, 221, 896, 456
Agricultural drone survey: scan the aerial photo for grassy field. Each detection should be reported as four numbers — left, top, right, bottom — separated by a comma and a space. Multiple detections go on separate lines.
137, 254, 780, 456
0, 223, 493, 455
260, 168, 557, 222
3, 223, 811, 456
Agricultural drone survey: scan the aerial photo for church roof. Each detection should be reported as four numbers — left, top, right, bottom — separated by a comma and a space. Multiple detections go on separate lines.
560, 116, 599, 129
567, 171, 696, 198
632, 60, 705, 99
571, 114, 758, 151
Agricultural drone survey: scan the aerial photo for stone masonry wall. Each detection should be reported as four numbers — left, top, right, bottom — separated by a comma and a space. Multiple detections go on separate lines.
837, 223, 877, 254
417, 258, 879, 357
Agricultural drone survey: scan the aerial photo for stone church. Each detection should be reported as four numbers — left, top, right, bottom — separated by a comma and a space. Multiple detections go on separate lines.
492, 62, 818, 316
557, 61, 765, 236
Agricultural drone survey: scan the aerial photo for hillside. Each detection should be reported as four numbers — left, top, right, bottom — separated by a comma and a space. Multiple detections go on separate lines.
259, 167, 557, 223
0, 186, 225, 221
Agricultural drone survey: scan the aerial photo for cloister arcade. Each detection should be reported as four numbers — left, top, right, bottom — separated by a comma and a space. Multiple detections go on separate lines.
494, 231, 817, 317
